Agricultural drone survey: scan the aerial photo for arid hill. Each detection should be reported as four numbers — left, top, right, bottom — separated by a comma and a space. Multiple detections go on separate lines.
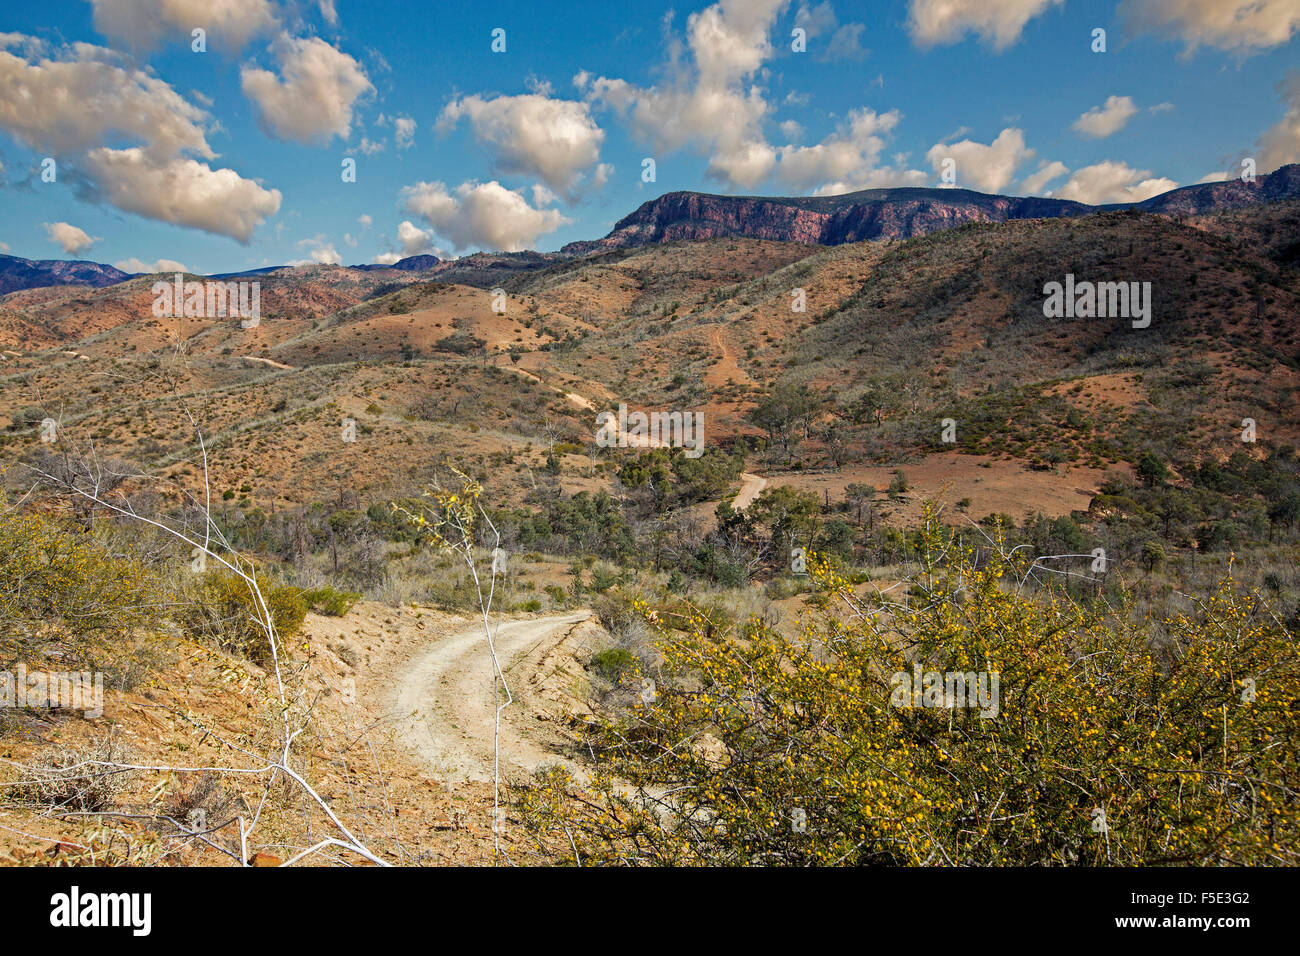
1, 195, 1297, 521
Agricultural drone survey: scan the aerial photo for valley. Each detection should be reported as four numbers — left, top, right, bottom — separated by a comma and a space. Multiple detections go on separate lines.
3, 174, 1299, 868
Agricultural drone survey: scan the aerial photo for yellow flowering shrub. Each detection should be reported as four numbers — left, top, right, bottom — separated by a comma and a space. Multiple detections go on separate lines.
391, 470, 484, 554
516, 511, 1299, 866
0, 505, 160, 663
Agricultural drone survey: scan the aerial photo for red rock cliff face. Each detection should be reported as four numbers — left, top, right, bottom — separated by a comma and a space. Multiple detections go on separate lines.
611, 194, 829, 246
1137, 165, 1300, 216
561, 190, 1091, 254
560, 165, 1300, 256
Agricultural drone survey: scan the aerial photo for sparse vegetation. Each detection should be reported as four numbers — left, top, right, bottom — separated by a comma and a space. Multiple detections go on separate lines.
1, 189, 1298, 873
517, 516, 1300, 866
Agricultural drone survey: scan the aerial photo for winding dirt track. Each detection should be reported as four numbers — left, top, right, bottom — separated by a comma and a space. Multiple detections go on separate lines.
393, 612, 593, 783
732, 472, 767, 511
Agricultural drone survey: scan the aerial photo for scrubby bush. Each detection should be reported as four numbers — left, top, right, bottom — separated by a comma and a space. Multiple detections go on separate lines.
300, 584, 361, 617
178, 569, 307, 666
517, 510, 1300, 866
0, 506, 160, 661
591, 647, 636, 681
7, 736, 138, 813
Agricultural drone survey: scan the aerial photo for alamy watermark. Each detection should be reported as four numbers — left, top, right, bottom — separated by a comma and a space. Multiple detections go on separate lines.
595, 403, 704, 458
890, 664, 999, 718
1042, 274, 1151, 329
1, 665, 104, 718
152, 273, 261, 328
50, 886, 150, 936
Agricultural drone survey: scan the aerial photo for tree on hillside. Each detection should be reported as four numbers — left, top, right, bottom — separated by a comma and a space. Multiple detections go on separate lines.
749, 485, 822, 564
1137, 452, 1167, 488
748, 383, 821, 463
844, 482, 878, 530
820, 419, 850, 469
617, 451, 674, 514
1268, 493, 1300, 533
850, 380, 897, 427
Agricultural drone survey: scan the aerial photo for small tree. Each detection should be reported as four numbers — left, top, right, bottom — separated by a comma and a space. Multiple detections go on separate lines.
1140, 538, 1165, 572
844, 482, 877, 527
749, 485, 821, 562
888, 469, 909, 500
1136, 452, 1167, 488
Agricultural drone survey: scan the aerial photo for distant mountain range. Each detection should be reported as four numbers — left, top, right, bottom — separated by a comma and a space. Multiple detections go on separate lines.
351, 254, 443, 272
561, 163, 1300, 254
0, 254, 132, 295
203, 254, 446, 280
213, 251, 565, 287
4, 164, 1297, 295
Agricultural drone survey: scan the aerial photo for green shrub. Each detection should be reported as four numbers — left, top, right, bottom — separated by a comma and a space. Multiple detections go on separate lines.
520, 513, 1300, 866
591, 647, 635, 681
300, 584, 361, 617
0, 507, 161, 660
179, 569, 307, 666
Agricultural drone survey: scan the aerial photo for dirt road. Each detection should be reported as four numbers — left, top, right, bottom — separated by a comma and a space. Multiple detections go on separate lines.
393, 612, 595, 783
242, 355, 294, 370
732, 472, 767, 511
504, 365, 596, 411
705, 325, 755, 387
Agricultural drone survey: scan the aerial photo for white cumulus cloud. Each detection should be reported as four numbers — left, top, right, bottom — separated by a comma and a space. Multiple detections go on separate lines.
114, 256, 190, 273
439, 93, 605, 198
0, 36, 280, 240
1258, 72, 1300, 172
396, 220, 433, 256
241, 34, 372, 144
926, 127, 1034, 193
777, 108, 927, 193
44, 222, 99, 256
0, 38, 211, 158
576, 0, 786, 191
1121, 0, 1300, 52
1073, 96, 1139, 138
294, 236, 341, 265
1053, 160, 1177, 204
401, 180, 570, 252
794, 3, 868, 60
394, 116, 416, 149
82, 148, 282, 242
1022, 160, 1070, 194
908, 0, 1063, 50
88, 0, 277, 52
580, 1, 924, 193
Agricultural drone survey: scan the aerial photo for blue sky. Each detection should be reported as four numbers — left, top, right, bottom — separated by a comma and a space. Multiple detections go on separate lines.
1, 0, 1298, 274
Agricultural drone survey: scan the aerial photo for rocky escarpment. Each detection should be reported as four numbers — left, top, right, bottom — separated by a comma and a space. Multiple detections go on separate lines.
560, 189, 1092, 255
562, 164, 1300, 255
1135, 164, 1300, 216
